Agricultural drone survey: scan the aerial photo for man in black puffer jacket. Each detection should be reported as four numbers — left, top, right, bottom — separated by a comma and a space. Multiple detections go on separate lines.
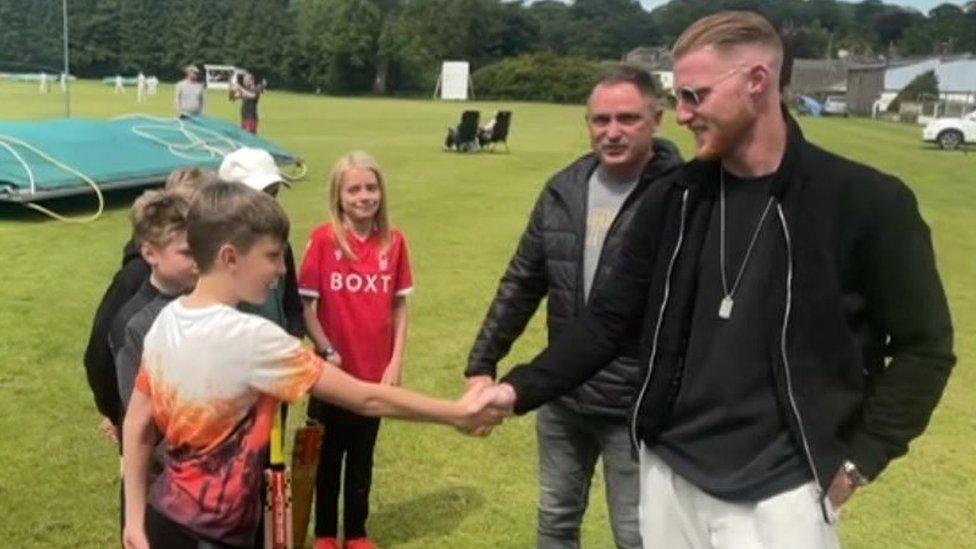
465, 65, 682, 549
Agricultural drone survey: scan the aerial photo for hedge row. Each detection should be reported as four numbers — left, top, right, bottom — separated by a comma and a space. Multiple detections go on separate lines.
472, 53, 610, 104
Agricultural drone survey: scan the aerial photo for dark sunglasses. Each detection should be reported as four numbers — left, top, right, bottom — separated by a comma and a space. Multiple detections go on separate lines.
676, 68, 747, 107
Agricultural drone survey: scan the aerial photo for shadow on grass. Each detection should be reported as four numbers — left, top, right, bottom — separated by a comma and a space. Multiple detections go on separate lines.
371, 485, 485, 546
438, 147, 514, 157
0, 186, 158, 223
912, 145, 975, 157
923, 145, 973, 153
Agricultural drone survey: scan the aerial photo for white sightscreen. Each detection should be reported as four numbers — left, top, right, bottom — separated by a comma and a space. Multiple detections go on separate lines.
204, 64, 238, 90
440, 61, 470, 100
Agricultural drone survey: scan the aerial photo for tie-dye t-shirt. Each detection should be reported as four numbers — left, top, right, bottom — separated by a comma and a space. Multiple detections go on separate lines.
134, 300, 323, 546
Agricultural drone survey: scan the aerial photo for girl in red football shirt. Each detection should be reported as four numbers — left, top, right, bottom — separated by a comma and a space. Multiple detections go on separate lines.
298, 151, 413, 549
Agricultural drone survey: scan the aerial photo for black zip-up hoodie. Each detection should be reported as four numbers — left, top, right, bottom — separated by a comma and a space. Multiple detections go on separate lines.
467, 139, 683, 416
84, 240, 150, 425
503, 115, 954, 513
84, 239, 305, 426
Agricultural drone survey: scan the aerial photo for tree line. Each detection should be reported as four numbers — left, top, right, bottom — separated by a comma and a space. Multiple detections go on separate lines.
0, 0, 973, 95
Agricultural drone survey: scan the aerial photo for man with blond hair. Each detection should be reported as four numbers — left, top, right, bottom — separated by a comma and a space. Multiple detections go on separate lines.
485, 10, 954, 547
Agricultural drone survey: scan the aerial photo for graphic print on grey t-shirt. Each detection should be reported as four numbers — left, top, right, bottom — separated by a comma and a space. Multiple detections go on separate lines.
583, 166, 639, 301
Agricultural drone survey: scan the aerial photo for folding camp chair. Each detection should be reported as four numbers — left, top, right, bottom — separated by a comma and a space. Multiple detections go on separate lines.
481, 110, 511, 152
444, 110, 480, 152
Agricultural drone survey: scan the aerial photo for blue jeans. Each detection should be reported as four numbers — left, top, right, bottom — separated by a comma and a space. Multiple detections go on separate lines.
536, 401, 643, 549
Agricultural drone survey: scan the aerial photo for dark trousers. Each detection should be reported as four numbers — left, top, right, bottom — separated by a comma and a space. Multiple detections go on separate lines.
310, 400, 381, 539
535, 402, 642, 549
146, 505, 249, 549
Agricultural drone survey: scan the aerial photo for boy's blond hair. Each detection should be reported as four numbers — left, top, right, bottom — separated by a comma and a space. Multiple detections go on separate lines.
164, 166, 218, 202
187, 180, 289, 273
327, 151, 391, 260
672, 11, 783, 60
131, 190, 190, 248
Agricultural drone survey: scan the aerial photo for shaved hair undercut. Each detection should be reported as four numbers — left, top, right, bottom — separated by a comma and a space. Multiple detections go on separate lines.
672, 10, 783, 59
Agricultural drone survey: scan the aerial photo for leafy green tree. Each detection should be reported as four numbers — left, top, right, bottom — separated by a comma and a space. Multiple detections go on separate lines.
901, 4, 974, 55
479, 2, 539, 62
294, 0, 335, 91
872, 9, 924, 46
929, 3, 964, 19
526, 1, 575, 55
380, 0, 536, 92
569, 0, 657, 59
781, 22, 831, 59
163, 0, 213, 71
888, 69, 938, 113
64, 0, 122, 76
799, 0, 846, 33
324, 0, 382, 93
0, 1, 64, 72
651, 0, 772, 46
0, 0, 969, 98
119, 0, 166, 74
224, 0, 294, 85
383, 0, 476, 92
367, 0, 407, 94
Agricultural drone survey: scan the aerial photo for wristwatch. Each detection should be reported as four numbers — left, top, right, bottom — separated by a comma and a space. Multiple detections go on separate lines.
843, 460, 870, 487
318, 345, 336, 358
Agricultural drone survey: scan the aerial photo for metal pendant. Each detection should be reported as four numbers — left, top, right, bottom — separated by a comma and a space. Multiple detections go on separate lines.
718, 296, 734, 319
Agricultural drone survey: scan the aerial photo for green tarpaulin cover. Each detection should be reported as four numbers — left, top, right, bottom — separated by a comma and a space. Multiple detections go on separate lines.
0, 115, 298, 202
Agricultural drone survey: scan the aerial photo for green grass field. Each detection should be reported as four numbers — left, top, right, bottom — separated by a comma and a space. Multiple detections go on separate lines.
0, 80, 973, 548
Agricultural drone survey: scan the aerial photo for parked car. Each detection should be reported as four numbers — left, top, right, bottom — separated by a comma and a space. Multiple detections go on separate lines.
922, 110, 976, 150
823, 95, 849, 117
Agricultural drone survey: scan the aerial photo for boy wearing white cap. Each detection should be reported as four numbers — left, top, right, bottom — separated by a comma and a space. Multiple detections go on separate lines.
219, 147, 303, 338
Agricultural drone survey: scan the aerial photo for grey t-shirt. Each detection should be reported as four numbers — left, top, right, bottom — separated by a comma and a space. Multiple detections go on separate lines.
174, 79, 206, 116
583, 166, 638, 300
115, 293, 176, 409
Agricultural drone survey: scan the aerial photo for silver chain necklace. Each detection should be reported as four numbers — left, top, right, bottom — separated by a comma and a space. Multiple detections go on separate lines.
719, 168, 775, 319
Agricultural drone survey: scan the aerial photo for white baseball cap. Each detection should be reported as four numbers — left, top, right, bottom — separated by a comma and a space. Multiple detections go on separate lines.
219, 147, 289, 192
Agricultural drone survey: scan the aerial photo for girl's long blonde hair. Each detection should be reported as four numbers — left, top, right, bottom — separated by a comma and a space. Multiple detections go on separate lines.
328, 151, 391, 260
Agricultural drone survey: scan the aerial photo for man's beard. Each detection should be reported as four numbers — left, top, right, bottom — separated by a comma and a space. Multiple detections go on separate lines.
695, 111, 754, 161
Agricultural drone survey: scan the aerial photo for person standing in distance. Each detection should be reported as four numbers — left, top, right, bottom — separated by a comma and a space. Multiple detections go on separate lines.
232, 73, 265, 134
174, 65, 205, 118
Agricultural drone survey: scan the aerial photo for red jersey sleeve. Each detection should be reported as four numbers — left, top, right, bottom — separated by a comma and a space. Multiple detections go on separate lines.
394, 232, 414, 296
298, 227, 325, 299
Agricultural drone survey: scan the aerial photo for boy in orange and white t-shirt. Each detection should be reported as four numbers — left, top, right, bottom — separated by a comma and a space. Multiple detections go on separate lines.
122, 181, 504, 549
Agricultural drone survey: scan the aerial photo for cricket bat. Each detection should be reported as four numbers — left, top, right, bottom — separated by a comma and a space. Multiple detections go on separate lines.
290, 421, 325, 549
265, 409, 293, 549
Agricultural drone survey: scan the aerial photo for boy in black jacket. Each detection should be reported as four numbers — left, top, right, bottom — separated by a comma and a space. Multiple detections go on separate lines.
83, 168, 214, 439
84, 239, 148, 436
109, 190, 197, 415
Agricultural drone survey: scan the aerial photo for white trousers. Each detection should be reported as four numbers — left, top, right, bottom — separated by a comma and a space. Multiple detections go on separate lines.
639, 448, 841, 549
